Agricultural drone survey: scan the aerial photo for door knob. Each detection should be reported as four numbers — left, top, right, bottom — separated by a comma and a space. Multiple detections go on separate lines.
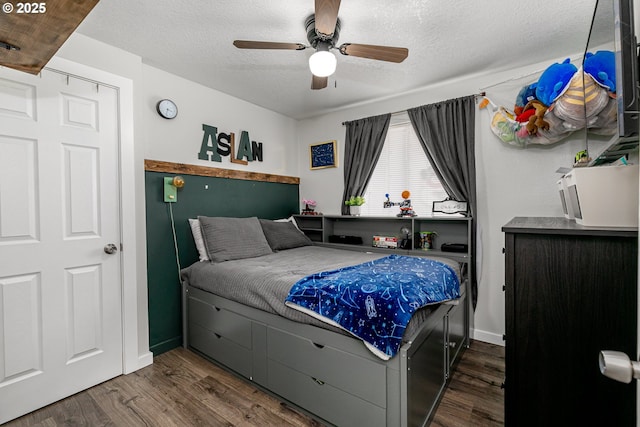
599, 350, 640, 383
104, 243, 118, 254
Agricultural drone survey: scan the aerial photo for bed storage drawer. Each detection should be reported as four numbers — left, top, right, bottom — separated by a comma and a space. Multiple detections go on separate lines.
268, 359, 386, 427
188, 296, 254, 379
189, 322, 253, 379
266, 326, 387, 407
189, 297, 252, 349
267, 328, 387, 408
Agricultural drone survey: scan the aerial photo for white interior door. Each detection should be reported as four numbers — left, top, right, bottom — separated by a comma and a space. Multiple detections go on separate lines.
0, 66, 123, 423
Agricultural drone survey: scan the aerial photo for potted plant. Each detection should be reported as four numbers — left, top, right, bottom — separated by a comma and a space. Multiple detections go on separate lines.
344, 196, 365, 216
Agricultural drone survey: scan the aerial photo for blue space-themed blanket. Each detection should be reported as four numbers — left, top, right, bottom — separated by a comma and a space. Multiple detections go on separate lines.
284, 254, 460, 360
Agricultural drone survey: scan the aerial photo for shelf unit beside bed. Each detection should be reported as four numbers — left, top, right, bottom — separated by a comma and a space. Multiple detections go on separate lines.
294, 214, 471, 262
292, 214, 324, 242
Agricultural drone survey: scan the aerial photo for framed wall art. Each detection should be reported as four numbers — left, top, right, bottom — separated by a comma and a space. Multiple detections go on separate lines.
310, 140, 337, 170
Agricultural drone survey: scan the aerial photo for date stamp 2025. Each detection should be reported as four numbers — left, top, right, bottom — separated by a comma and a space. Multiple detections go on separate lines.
2, 2, 47, 14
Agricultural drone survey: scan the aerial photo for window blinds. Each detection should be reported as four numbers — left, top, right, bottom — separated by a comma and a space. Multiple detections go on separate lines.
361, 122, 448, 217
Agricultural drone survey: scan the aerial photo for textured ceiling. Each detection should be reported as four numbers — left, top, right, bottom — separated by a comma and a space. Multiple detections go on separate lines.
76, 0, 599, 119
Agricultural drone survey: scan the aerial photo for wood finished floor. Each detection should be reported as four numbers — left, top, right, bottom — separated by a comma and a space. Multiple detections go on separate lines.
5, 340, 504, 427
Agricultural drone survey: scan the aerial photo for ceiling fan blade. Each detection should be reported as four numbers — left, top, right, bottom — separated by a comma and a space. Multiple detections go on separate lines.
311, 74, 328, 90
338, 43, 408, 63
233, 40, 307, 50
314, 0, 341, 37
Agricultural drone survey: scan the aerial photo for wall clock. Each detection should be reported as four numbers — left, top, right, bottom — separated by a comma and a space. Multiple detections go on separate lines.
156, 99, 178, 119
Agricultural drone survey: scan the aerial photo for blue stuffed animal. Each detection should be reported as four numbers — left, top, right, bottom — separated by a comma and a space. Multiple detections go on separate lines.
514, 83, 537, 115
535, 58, 578, 106
584, 50, 616, 92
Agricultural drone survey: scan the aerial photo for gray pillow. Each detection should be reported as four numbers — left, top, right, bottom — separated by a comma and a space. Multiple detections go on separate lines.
198, 216, 273, 262
259, 219, 313, 251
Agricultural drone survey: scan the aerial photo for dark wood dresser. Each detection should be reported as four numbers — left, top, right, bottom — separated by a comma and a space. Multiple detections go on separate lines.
503, 217, 638, 426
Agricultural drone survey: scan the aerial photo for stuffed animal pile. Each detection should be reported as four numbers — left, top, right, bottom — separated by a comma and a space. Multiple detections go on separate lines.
486, 51, 617, 147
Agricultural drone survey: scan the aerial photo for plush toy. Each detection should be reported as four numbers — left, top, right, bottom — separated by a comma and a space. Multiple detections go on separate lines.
515, 108, 536, 123
515, 125, 530, 139
487, 55, 616, 146
553, 71, 610, 130
535, 58, 578, 106
584, 50, 616, 92
522, 100, 550, 135
490, 106, 529, 147
514, 83, 538, 116
587, 96, 618, 135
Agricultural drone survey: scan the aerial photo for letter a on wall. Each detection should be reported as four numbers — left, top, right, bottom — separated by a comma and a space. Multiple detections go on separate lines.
236, 131, 253, 162
198, 124, 222, 162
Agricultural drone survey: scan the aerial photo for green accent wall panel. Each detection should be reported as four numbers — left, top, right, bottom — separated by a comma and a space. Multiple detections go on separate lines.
145, 171, 300, 355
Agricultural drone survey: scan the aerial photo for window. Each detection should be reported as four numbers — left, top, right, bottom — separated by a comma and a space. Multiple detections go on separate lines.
360, 116, 448, 217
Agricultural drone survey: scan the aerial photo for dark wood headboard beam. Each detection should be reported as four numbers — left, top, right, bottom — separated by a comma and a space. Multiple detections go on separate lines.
144, 159, 300, 185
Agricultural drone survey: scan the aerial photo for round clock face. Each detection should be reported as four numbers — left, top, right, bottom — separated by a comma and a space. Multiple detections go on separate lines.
156, 99, 177, 119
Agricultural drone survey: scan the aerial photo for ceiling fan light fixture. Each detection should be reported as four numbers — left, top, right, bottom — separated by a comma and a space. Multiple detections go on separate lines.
234, 4, 408, 90
309, 43, 336, 77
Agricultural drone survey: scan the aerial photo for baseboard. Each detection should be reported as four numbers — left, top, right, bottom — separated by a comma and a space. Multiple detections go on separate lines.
138, 351, 154, 368
471, 328, 505, 346
149, 336, 182, 355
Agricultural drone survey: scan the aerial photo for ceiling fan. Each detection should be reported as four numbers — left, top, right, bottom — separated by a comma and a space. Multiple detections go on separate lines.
233, 0, 409, 90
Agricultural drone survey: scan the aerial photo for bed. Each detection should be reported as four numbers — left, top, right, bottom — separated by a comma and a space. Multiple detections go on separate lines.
181, 216, 469, 427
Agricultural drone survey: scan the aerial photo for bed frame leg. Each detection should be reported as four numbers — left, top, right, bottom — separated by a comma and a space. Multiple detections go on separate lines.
463, 275, 472, 349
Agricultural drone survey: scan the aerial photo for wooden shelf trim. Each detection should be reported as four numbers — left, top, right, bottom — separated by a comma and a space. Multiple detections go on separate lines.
144, 160, 300, 185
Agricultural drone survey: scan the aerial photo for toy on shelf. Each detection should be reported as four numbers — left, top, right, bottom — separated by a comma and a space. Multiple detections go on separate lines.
384, 191, 417, 217
398, 226, 413, 249
419, 231, 437, 250
301, 198, 319, 215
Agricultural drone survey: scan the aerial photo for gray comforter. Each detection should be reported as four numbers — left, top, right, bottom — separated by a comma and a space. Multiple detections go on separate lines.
181, 245, 462, 340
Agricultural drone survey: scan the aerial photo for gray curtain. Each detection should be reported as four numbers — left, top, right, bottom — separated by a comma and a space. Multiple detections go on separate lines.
341, 113, 391, 215
407, 96, 477, 308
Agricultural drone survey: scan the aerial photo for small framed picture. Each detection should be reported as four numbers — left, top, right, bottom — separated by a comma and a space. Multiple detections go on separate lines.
310, 140, 337, 170
432, 198, 468, 215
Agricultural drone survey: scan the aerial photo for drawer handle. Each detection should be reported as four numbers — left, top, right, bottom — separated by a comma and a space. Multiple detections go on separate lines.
312, 342, 325, 349
213, 306, 221, 312
214, 333, 221, 339
311, 377, 325, 385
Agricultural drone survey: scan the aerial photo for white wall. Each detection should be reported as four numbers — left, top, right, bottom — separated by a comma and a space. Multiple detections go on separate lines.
296, 58, 589, 345
142, 66, 298, 177
58, 35, 299, 181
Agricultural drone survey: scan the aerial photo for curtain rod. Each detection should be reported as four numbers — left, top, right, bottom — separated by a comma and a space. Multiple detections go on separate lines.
341, 92, 486, 125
